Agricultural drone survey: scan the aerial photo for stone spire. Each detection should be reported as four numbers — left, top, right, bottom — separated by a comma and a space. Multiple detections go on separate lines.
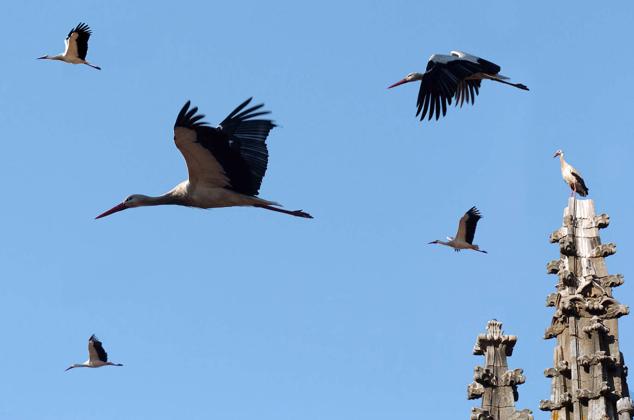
540, 198, 633, 419
468, 319, 533, 420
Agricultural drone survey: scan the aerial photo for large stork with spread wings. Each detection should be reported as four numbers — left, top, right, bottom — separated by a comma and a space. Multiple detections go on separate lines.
38, 22, 101, 70
428, 207, 487, 253
65, 335, 123, 371
96, 98, 312, 219
388, 51, 527, 121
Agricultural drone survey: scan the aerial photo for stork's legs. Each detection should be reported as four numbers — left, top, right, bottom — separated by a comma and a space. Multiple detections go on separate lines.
255, 204, 313, 219
84, 62, 101, 70
488, 76, 529, 91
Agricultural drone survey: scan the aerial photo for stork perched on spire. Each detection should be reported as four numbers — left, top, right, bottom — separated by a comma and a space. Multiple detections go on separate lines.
429, 207, 487, 253
96, 98, 312, 220
65, 335, 123, 371
388, 51, 528, 121
38, 22, 101, 70
553, 150, 589, 197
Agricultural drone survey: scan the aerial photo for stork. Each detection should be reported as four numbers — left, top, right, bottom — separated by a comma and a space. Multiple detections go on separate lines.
388, 51, 528, 121
96, 98, 313, 219
429, 207, 487, 253
553, 149, 589, 197
38, 22, 101, 70
65, 335, 123, 371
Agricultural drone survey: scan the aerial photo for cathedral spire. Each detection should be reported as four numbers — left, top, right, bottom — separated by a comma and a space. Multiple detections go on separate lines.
468, 319, 533, 419
540, 198, 632, 419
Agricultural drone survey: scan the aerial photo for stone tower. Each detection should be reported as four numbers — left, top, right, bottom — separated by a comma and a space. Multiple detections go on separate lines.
540, 198, 633, 419
468, 319, 533, 420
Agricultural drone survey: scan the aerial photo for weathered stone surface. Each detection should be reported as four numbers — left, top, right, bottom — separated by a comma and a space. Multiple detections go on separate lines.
547, 259, 561, 274
602, 274, 625, 288
593, 243, 617, 258
542, 198, 632, 419
470, 407, 494, 420
468, 320, 532, 419
595, 214, 610, 229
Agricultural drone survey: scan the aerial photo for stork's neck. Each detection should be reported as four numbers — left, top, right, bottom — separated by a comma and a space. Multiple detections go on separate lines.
558, 154, 567, 169
412, 72, 425, 80
136, 192, 184, 207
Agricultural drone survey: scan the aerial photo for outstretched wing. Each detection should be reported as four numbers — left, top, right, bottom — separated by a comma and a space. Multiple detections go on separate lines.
454, 79, 481, 107
88, 334, 108, 363
455, 206, 483, 244
417, 58, 484, 121
451, 51, 501, 75
64, 22, 92, 60
173, 98, 276, 196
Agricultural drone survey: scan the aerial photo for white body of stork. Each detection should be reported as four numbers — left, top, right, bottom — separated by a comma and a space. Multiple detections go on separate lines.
65, 335, 123, 371
96, 98, 312, 219
429, 207, 487, 253
38, 23, 101, 70
388, 51, 528, 120
553, 149, 589, 197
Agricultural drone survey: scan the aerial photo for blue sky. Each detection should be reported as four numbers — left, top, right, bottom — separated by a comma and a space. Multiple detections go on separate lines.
1, 1, 633, 419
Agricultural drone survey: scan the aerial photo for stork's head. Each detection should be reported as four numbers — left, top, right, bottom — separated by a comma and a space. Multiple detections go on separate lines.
95, 195, 147, 219
37, 55, 50, 60
428, 240, 440, 245
388, 72, 424, 89
553, 149, 564, 158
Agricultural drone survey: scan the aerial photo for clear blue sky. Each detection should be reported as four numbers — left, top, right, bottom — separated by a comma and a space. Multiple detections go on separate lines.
1, 1, 633, 419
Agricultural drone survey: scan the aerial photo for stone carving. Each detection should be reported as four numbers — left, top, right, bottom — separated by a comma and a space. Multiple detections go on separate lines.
542, 198, 631, 419
539, 392, 573, 410
618, 398, 634, 415
595, 213, 610, 229
470, 408, 494, 420
577, 351, 617, 369
602, 274, 625, 288
468, 320, 532, 419
592, 243, 617, 258
560, 235, 576, 255
547, 259, 561, 274
550, 228, 564, 243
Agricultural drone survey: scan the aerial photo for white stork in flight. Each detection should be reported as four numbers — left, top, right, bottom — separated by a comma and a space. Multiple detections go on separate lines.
388, 51, 528, 121
38, 22, 101, 70
553, 150, 589, 197
429, 207, 487, 253
96, 98, 313, 219
65, 335, 123, 371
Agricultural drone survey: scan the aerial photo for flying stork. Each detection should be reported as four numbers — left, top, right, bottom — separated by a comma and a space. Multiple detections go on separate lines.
553, 150, 589, 197
96, 98, 313, 219
65, 335, 123, 371
38, 22, 101, 70
428, 207, 487, 253
388, 51, 528, 121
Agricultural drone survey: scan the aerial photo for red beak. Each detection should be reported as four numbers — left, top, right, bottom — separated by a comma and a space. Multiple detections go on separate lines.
388, 78, 409, 89
95, 203, 127, 219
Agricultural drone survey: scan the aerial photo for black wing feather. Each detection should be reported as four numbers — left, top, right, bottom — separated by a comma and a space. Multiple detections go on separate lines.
572, 173, 589, 196
89, 334, 108, 362
464, 206, 483, 245
416, 59, 484, 121
68, 22, 92, 60
174, 99, 276, 196
476, 57, 501, 75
